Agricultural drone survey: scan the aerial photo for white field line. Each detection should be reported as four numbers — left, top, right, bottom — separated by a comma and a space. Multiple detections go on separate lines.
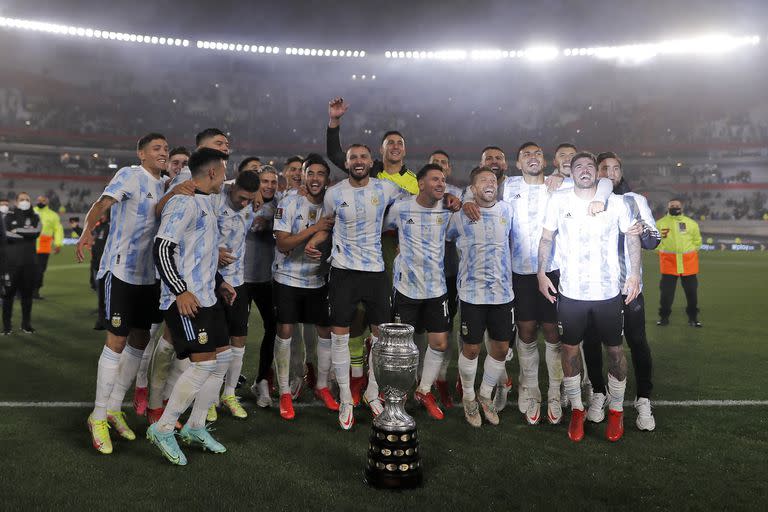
1, 399, 767, 408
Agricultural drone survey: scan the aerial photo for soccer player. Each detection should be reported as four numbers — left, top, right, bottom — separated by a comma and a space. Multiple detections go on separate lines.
551, 143, 578, 178
656, 198, 703, 327
239, 157, 262, 173
211, 169, 261, 420
146, 147, 236, 465
272, 154, 337, 419
447, 166, 515, 428
581, 151, 659, 431
385, 163, 453, 420
427, 150, 462, 408
76, 133, 169, 454
166, 147, 190, 179
305, 143, 409, 430
246, 167, 280, 407
537, 151, 641, 443
281, 156, 304, 194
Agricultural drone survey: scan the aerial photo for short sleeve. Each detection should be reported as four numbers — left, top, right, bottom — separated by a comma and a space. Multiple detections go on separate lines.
542, 194, 560, 232
103, 168, 138, 202
613, 196, 633, 233
445, 212, 460, 241
383, 200, 402, 231
273, 197, 295, 234
323, 188, 336, 216
384, 180, 408, 205
156, 196, 195, 244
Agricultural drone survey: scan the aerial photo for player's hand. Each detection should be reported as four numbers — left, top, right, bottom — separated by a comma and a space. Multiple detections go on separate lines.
444, 193, 462, 212
328, 97, 349, 122
588, 201, 605, 216
53, 245, 61, 255
623, 275, 641, 305
305, 241, 323, 261
172, 179, 196, 197
217, 281, 237, 306
314, 215, 335, 232
252, 216, 268, 231
625, 222, 644, 236
176, 291, 201, 317
298, 185, 308, 197
218, 247, 235, 267
463, 201, 481, 222
545, 174, 565, 193
537, 273, 558, 303
75, 231, 95, 263
252, 191, 264, 211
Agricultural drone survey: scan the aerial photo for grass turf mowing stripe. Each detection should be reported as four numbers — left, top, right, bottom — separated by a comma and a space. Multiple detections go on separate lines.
2, 399, 767, 408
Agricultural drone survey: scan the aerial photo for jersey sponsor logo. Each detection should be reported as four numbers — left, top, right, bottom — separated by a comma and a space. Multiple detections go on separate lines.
406, 218, 415, 224
201, 211, 207, 217
275, 208, 283, 220
111, 313, 122, 328
564, 212, 572, 218
198, 329, 208, 345
339, 201, 349, 208
296, 214, 304, 220
514, 193, 522, 199
221, 210, 229, 216
147, 192, 154, 199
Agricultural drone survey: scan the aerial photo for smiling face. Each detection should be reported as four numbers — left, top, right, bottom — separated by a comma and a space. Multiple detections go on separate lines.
481, 149, 507, 179
572, 156, 597, 189
303, 163, 330, 199
598, 157, 622, 187
283, 160, 303, 190
138, 138, 169, 174
471, 170, 498, 205
418, 169, 446, 203
516, 145, 545, 177
382, 134, 405, 165
428, 153, 451, 178
168, 153, 189, 178
554, 146, 577, 176
345, 146, 373, 181
258, 171, 278, 200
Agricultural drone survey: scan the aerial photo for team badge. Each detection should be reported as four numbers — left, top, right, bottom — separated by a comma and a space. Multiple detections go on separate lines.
309, 209, 318, 221
275, 208, 283, 220
371, 197, 380, 206
436, 216, 444, 224
500, 217, 508, 224
198, 330, 209, 345
111, 314, 122, 328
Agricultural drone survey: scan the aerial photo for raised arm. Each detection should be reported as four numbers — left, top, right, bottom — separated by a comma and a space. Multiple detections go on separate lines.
327, 97, 349, 172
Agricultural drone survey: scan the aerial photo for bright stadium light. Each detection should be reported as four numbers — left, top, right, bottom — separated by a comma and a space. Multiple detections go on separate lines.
523, 46, 559, 61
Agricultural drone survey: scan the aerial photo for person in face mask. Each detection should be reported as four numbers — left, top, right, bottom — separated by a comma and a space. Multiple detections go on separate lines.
3, 192, 41, 334
32, 195, 64, 300
0, 199, 10, 218
656, 198, 703, 327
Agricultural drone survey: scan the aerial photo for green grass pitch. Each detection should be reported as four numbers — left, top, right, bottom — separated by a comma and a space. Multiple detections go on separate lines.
1, 248, 766, 510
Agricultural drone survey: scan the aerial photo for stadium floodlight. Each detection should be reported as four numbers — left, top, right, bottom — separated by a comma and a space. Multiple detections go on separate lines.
523, 46, 559, 61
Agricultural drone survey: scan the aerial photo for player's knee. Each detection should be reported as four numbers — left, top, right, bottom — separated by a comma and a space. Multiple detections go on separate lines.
541, 323, 559, 343
462, 344, 481, 359
516, 321, 538, 343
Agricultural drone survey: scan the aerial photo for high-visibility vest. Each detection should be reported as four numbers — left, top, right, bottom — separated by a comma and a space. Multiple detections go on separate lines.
656, 214, 702, 276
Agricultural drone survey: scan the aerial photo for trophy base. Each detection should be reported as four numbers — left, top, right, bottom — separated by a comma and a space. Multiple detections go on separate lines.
364, 425, 423, 489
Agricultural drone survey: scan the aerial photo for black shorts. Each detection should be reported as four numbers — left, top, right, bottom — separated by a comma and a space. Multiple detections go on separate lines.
163, 301, 229, 359
513, 271, 559, 323
273, 281, 330, 326
223, 284, 250, 337
459, 301, 516, 345
392, 291, 450, 334
101, 272, 162, 337
557, 294, 624, 347
445, 274, 459, 326
328, 268, 390, 328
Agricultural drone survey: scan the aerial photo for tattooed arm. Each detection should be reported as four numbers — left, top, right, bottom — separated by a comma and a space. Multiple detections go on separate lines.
623, 232, 641, 304
537, 228, 558, 303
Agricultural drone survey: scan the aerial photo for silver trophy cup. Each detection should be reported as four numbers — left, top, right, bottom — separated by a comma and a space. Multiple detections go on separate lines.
365, 323, 423, 489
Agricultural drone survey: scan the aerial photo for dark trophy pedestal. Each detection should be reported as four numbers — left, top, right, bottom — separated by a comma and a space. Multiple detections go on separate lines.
364, 425, 423, 489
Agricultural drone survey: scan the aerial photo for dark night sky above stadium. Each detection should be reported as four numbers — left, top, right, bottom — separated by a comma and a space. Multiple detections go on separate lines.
2, 0, 766, 48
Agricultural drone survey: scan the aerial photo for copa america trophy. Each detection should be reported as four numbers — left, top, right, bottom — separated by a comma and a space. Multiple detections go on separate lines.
364, 323, 423, 489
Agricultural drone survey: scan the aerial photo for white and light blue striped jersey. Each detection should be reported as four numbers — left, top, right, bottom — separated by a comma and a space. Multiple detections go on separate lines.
212, 184, 255, 288
446, 202, 514, 305
618, 192, 657, 292
97, 166, 165, 285
543, 190, 633, 301
323, 178, 408, 272
446, 183, 464, 199
272, 194, 329, 288
502, 176, 555, 275
156, 193, 219, 309
384, 197, 452, 299
166, 166, 192, 192
244, 200, 277, 284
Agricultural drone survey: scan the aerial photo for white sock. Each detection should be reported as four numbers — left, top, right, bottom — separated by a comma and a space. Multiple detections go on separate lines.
290, 325, 305, 381
364, 335, 379, 401
518, 338, 541, 400
438, 337, 452, 380
417, 346, 445, 394
187, 350, 232, 429
157, 360, 215, 433
479, 355, 506, 399
223, 346, 245, 397
148, 336, 175, 409
303, 324, 318, 367
331, 333, 351, 403
545, 341, 563, 399
135, 335, 156, 388
165, 357, 190, 401
563, 375, 584, 411
92, 345, 121, 420
316, 337, 332, 388
607, 373, 627, 412
458, 351, 478, 401
351, 366, 364, 378
274, 336, 292, 395
106, 344, 144, 411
